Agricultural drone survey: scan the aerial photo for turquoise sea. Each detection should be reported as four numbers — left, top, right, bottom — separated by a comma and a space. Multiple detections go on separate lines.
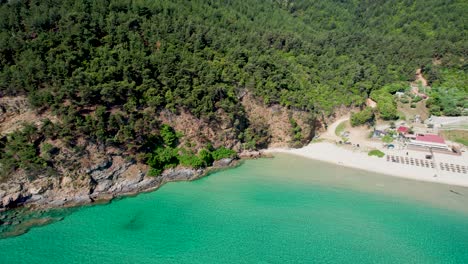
1, 154, 468, 263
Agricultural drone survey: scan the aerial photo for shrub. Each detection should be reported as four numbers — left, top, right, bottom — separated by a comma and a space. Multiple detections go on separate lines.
382, 135, 393, 143
351, 107, 375, 126
289, 118, 303, 144
412, 96, 422, 103
212, 147, 237, 160
178, 153, 204, 168
335, 121, 347, 136
198, 148, 214, 166
399, 97, 410, 104
370, 89, 398, 120
160, 124, 178, 148
147, 146, 179, 176
368, 150, 385, 158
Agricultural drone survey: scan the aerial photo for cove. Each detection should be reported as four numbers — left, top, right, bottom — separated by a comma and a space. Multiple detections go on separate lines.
1, 154, 468, 263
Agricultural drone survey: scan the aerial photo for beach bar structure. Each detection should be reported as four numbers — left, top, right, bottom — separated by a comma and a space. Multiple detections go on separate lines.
408, 134, 450, 151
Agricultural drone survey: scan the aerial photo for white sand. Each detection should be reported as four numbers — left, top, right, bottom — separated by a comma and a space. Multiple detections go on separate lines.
264, 142, 468, 188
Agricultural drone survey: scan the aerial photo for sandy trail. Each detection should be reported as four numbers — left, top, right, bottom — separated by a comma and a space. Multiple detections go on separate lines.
320, 116, 349, 141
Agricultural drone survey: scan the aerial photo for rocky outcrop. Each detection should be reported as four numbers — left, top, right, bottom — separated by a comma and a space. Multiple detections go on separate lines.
239, 151, 262, 159
213, 158, 234, 167
0, 152, 238, 212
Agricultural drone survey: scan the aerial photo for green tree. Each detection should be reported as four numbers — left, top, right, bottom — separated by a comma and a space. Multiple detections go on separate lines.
351, 108, 375, 126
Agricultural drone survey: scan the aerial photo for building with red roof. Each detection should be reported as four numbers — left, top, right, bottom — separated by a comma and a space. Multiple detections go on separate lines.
408, 134, 449, 151
415, 134, 445, 144
397, 126, 410, 134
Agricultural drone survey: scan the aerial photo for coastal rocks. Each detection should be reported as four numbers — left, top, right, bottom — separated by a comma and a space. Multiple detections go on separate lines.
0, 190, 6, 206
91, 157, 132, 183
2, 192, 23, 208
89, 157, 140, 195
94, 180, 113, 193
27, 178, 50, 195
213, 158, 233, 167
161, 168, 203, 181
106, 164, 146, 193
0, 151, 236, 214
1, 183, 25, 208
239, 150, 262, 159
61, 176, 73, 186
87, 158, 113, 180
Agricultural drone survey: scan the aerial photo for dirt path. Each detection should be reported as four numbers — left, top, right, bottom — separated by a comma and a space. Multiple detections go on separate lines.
411, 68, 430, 94
320, 116, 350, 141
318, 115, 382, 150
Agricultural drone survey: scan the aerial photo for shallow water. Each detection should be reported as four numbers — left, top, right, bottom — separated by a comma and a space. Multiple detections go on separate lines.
1, 154, 468, 263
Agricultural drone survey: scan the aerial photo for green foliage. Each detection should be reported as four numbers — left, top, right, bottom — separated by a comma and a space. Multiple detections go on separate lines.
368, 150, 385, 158
370, 89, 398, 120
146, 125, 236, 175
198, 149, 214, 166
335, 121, 347, 137
399, 97, 410, 104
0, 0, 464, 118
241, 123, 270, 150
397, 112, 406, 120
351, 108, 375, 127
426, 69, 467, 116
383, 83, 407, 94
289, 118, 303, 146
382, 135, 394, 143
412, 96, 422, 103
147, 146, 179, 173
211, 147, 237, 160
178, 149, 204, 169
0, 124, 48, 180
0, 0, 466, 179
160, 125, 178, 148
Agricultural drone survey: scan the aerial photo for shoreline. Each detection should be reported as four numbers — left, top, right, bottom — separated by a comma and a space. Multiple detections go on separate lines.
0, 158, 244, 238
264, 142, 468, 188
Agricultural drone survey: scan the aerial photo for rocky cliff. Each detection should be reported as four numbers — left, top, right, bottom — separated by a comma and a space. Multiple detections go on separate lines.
0, 146, 236, 212
0, 95, 314, 213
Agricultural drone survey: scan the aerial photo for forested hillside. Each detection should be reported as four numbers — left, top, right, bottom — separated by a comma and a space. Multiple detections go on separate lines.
0, 0, 466, 179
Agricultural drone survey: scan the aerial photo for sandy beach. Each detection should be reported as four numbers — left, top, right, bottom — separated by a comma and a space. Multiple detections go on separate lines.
265, 142, 468, 188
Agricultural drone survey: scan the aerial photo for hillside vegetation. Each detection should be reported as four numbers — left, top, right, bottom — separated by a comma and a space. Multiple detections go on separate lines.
0, 0, 466, 178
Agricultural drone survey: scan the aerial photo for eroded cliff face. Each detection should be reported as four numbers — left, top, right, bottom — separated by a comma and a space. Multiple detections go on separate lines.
0, 96, 59, 136
0, 94, 318, 212
241, 92, 317, 148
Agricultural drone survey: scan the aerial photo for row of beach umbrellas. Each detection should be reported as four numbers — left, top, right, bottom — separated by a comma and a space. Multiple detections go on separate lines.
439, 162, 467, 174
386, 155, 435, 169
386, 155, 467, 174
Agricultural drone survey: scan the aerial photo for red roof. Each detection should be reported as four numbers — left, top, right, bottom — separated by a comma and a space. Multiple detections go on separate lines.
415, 134, 445, 144
397, 126, 409, 133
